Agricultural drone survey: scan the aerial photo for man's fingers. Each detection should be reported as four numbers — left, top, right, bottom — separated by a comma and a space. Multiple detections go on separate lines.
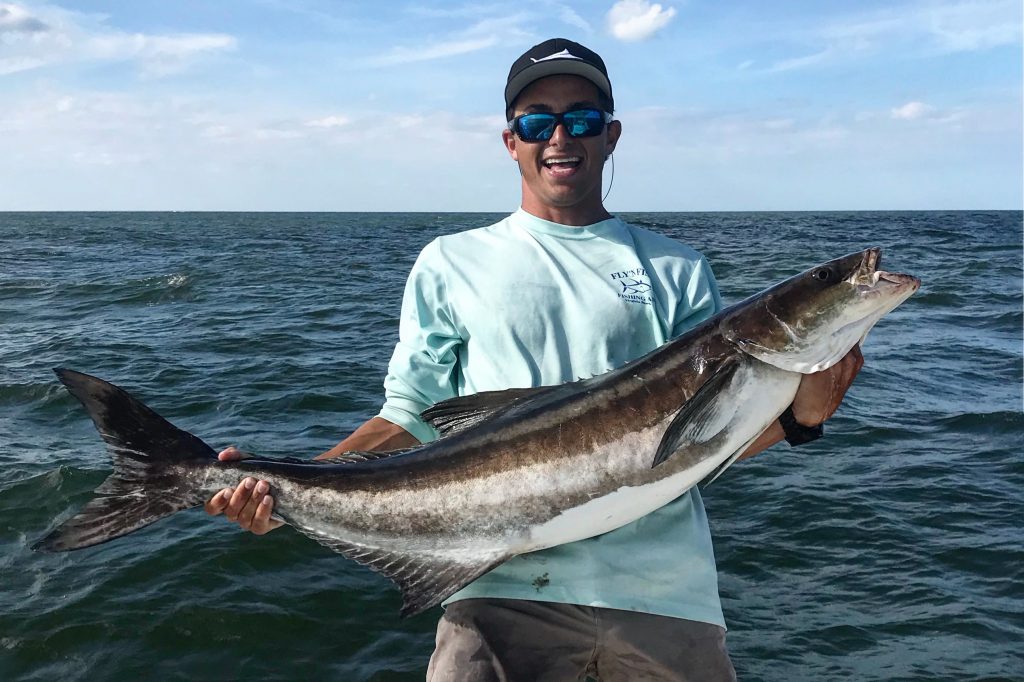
838, 345, 864, 388
792, 345, 867, 426
850, 346, 864, 379
250, 495, 284, 535
851, 344, 864, 364
218, 446, 243, 461
821, 345, 865, 415
204, 488, 233, 516
236, 480, 271, 530
203, 471, 281, 534
224, 477, 256, 521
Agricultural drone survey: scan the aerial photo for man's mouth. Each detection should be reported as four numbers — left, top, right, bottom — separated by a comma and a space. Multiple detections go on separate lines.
543, 156, 582, 176
544, 156, 582, 169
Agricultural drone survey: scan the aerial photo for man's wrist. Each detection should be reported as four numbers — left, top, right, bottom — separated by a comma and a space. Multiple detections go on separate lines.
778, 404, 823, 446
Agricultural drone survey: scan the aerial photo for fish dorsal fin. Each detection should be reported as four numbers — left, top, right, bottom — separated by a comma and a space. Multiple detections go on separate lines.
652, 359, 740, 468
421, 385, 560, 436
288, 523, 507, 617
330, 449, 413, 464
261, 450, 415, 466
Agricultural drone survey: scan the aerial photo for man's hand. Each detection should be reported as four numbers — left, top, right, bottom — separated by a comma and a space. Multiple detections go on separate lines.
203, 447, 284, 535
202, 420, 416, 536
791, 345, 864, 426
740, 345, 864, 459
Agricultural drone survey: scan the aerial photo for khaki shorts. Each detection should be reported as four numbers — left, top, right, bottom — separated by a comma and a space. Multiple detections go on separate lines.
426, 598, 736, 682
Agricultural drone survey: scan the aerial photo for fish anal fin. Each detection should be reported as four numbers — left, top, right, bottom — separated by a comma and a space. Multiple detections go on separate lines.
652, 360, 740, 468
421, 385, 559, 436
292, 525, 506, 618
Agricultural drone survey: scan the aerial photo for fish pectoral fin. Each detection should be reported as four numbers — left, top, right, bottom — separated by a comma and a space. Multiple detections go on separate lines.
291, 524, 507, 618
651, 359, 740, 468
421, 385, 561, 436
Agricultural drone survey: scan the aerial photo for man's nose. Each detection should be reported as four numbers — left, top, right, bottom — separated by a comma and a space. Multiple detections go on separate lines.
547, 121, 570, 145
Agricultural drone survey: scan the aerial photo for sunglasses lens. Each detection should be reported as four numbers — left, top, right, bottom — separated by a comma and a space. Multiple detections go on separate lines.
513, 109, 608, 141
516, 114, 557, 141
563, 110, 605, 137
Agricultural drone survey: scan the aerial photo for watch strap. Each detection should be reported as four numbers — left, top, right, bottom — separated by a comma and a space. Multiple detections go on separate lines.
778, 404, 823, 446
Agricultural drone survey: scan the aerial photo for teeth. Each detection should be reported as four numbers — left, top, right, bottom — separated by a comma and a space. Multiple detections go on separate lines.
544, 157, 581, 166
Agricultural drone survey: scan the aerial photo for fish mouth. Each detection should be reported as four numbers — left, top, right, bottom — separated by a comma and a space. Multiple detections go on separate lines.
852, 247, 921, 295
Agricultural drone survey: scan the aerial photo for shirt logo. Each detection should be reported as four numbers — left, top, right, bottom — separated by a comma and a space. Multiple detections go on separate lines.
531, 49, 582, 63
609, 268, 653, 305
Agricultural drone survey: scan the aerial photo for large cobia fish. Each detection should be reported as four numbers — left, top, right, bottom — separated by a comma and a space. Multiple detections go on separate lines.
37, 248, 919, 616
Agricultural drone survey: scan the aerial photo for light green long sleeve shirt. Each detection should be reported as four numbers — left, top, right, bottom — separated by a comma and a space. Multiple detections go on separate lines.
379, 209, 726, 626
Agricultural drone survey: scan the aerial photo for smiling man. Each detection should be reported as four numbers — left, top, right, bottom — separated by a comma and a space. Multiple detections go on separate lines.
502, 78, 618, 222
206, 38, 862, 681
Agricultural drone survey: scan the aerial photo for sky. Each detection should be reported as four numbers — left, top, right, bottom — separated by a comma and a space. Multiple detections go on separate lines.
0, 0, 1021, 211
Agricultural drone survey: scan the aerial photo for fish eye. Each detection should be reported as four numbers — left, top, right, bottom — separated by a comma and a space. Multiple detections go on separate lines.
813, 268, 833, 282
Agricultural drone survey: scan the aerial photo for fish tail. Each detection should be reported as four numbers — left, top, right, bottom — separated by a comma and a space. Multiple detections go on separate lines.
34, 369, 217, 552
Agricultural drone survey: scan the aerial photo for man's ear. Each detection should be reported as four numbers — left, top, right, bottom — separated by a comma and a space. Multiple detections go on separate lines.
605, 119, 622, 157
502, 128, 518, 161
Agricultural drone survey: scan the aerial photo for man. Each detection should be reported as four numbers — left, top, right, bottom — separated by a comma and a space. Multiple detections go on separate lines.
206, 38, 862, 681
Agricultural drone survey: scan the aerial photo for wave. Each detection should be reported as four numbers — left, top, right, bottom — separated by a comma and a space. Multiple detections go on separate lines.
930, 410, 1024, 435
0, 381, 68, 407
10, 273, 199, 307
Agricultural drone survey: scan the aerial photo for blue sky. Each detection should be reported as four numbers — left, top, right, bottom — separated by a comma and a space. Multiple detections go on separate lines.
1, 0, 1020, 211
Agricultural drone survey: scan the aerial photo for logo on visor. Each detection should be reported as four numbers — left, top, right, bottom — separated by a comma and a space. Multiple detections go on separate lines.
531, 49, 582, 63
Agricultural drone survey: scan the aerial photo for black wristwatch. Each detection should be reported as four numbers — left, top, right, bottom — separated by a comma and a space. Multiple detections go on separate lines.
778, 405, 823, 446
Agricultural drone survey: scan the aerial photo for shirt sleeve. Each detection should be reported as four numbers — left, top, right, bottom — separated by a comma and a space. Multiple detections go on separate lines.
378, 239, 462, 444
671, 255, 723, 338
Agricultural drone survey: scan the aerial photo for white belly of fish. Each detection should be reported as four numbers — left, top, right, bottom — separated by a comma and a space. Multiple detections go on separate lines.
521, 361, 800, 552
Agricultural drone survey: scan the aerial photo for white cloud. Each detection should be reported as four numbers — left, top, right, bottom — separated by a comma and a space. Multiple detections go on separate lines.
607, 0, 677, 42
365, 36, 498, 67
891, 101, 934, 120
0, 55, 46, 75
0, 83, 1017, 210
766, 48, 833, 73
558, 5, 593, 33
87, 32, 237, 76
305, 115, 350, 129
0, 86, 518, 209
363, 13, 533, 68
201, 124, 232, 139
912, 0, 1021, 52
254, 127, 304, 140
782, 0, 1020, 72
0, 2, 48, 33
0, 2, 236, 77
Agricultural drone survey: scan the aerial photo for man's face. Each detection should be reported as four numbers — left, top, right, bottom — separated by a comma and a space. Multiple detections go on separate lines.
502, 75, 621, 223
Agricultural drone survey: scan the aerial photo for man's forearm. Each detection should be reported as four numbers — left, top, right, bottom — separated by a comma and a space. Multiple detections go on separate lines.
739, 420, 785, 460
315, 416, 421, 460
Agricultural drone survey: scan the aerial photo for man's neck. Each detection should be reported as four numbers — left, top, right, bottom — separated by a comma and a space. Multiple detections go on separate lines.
518, 201, 612, 227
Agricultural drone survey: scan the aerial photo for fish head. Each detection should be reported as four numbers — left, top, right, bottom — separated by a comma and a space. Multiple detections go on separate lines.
721, 248, 920, 374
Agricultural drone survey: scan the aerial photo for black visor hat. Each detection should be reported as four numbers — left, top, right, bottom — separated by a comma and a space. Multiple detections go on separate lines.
504, 38, 614, 115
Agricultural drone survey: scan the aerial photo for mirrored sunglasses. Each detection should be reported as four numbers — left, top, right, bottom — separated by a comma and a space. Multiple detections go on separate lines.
509, 108, 613, 143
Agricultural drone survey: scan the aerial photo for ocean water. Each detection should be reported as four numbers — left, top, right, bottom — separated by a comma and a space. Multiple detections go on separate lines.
1, 211, 1021, 681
